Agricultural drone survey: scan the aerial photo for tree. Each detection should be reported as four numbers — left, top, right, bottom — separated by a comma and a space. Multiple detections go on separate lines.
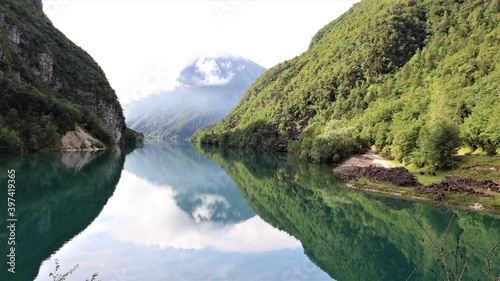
0, 126, 22, 152
482, 120, 499, 159
419, 120, 460, 169
461, 100, 500, 157
391, 123, 421, 164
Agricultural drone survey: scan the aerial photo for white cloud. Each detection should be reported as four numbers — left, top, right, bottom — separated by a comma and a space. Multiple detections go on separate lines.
220, 60, 232, 69
195, 57, 235, 86
192, 194, 230, 222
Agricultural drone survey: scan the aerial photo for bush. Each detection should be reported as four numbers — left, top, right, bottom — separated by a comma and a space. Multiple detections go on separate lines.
391, 123, 421, 164
289, 120, 367, 164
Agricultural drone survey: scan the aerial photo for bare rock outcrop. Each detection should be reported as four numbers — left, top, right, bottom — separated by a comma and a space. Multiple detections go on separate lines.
61, 126, 106, 151
77, 90, 125, 143
38, 52, 53, 83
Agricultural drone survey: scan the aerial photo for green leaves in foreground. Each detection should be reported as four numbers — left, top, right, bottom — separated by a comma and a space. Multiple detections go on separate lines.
49, 260, 99, 281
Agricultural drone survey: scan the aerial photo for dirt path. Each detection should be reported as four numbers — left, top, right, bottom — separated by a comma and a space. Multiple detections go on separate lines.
335, 150, 393, 169
362, 150, 394, 168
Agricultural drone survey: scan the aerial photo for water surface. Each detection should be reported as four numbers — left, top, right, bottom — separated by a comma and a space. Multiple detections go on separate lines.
27, 144, 329, 281
0, 143, 499, 281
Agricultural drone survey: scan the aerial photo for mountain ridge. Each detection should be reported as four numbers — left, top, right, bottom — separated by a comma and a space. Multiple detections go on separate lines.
195, 0, 500, 169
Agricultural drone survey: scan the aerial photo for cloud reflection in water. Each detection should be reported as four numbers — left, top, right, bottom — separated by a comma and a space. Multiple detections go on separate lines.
34, 159, 331, 281
88, 171, 301, 252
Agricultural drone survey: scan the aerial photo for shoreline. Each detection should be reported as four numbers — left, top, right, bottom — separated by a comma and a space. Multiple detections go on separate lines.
333, 152, 500, 212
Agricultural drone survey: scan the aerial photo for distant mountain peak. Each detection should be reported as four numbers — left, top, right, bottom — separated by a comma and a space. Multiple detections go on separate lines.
178, 56, 257, 87
125, 55, 266, 142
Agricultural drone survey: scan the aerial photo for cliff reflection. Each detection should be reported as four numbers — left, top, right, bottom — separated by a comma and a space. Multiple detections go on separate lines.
0, 149, 125, 281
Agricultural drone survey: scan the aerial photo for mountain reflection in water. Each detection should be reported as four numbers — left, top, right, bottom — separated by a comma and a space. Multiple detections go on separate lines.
200, 147, 500, 281
31, 143, 330, 281
0, 149, 125, 281
13, 143, 498, 281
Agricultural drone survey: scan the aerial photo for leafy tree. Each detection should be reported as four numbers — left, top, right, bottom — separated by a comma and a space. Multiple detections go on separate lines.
289, 120, 366, 164
461, 99, 500, 156
391, 123, 421, 164
0, 126, 22, 152
418, 120, 460, 169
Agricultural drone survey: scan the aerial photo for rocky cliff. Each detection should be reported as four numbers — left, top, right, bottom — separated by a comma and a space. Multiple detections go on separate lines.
0, 0, 129, 152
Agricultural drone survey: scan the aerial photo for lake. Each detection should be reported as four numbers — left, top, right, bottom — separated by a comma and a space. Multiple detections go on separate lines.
1, 143, 499, 281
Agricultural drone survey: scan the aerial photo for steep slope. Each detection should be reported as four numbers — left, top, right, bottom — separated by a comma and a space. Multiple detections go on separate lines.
0, 0, 134, 152
195, 0, 500, 168
125, 56, 266, 142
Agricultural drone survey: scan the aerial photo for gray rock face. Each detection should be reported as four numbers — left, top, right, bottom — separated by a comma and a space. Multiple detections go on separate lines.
77, 91, 125, 143
38, 53, 53, 83
93, 100, 124, 143
8, 24, 21, 53
8, 24, 20, 44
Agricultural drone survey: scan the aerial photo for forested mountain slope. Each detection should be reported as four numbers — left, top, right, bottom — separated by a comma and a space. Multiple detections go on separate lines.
0, 0, 138, 152
125, 56, 265, 142
195, 0, 500, 169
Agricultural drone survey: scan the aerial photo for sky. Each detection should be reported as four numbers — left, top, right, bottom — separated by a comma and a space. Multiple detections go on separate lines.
43, 0, 359, 104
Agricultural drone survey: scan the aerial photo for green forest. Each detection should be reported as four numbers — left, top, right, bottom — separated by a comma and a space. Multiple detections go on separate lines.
195, 0, 500, 170
0, 0, 140, 153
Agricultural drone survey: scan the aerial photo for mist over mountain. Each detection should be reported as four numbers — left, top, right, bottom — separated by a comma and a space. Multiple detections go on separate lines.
124, 56, 266, 142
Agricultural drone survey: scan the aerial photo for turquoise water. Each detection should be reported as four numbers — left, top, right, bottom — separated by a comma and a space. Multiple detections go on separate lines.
1, 143, 499, 280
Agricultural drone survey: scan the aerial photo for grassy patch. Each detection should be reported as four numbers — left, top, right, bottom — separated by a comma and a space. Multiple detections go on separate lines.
414, 171, 447, 185
351, 178, 500, 211
399, 163, 446, 185
447, 155, 500, 181
403, 155, 500, 183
